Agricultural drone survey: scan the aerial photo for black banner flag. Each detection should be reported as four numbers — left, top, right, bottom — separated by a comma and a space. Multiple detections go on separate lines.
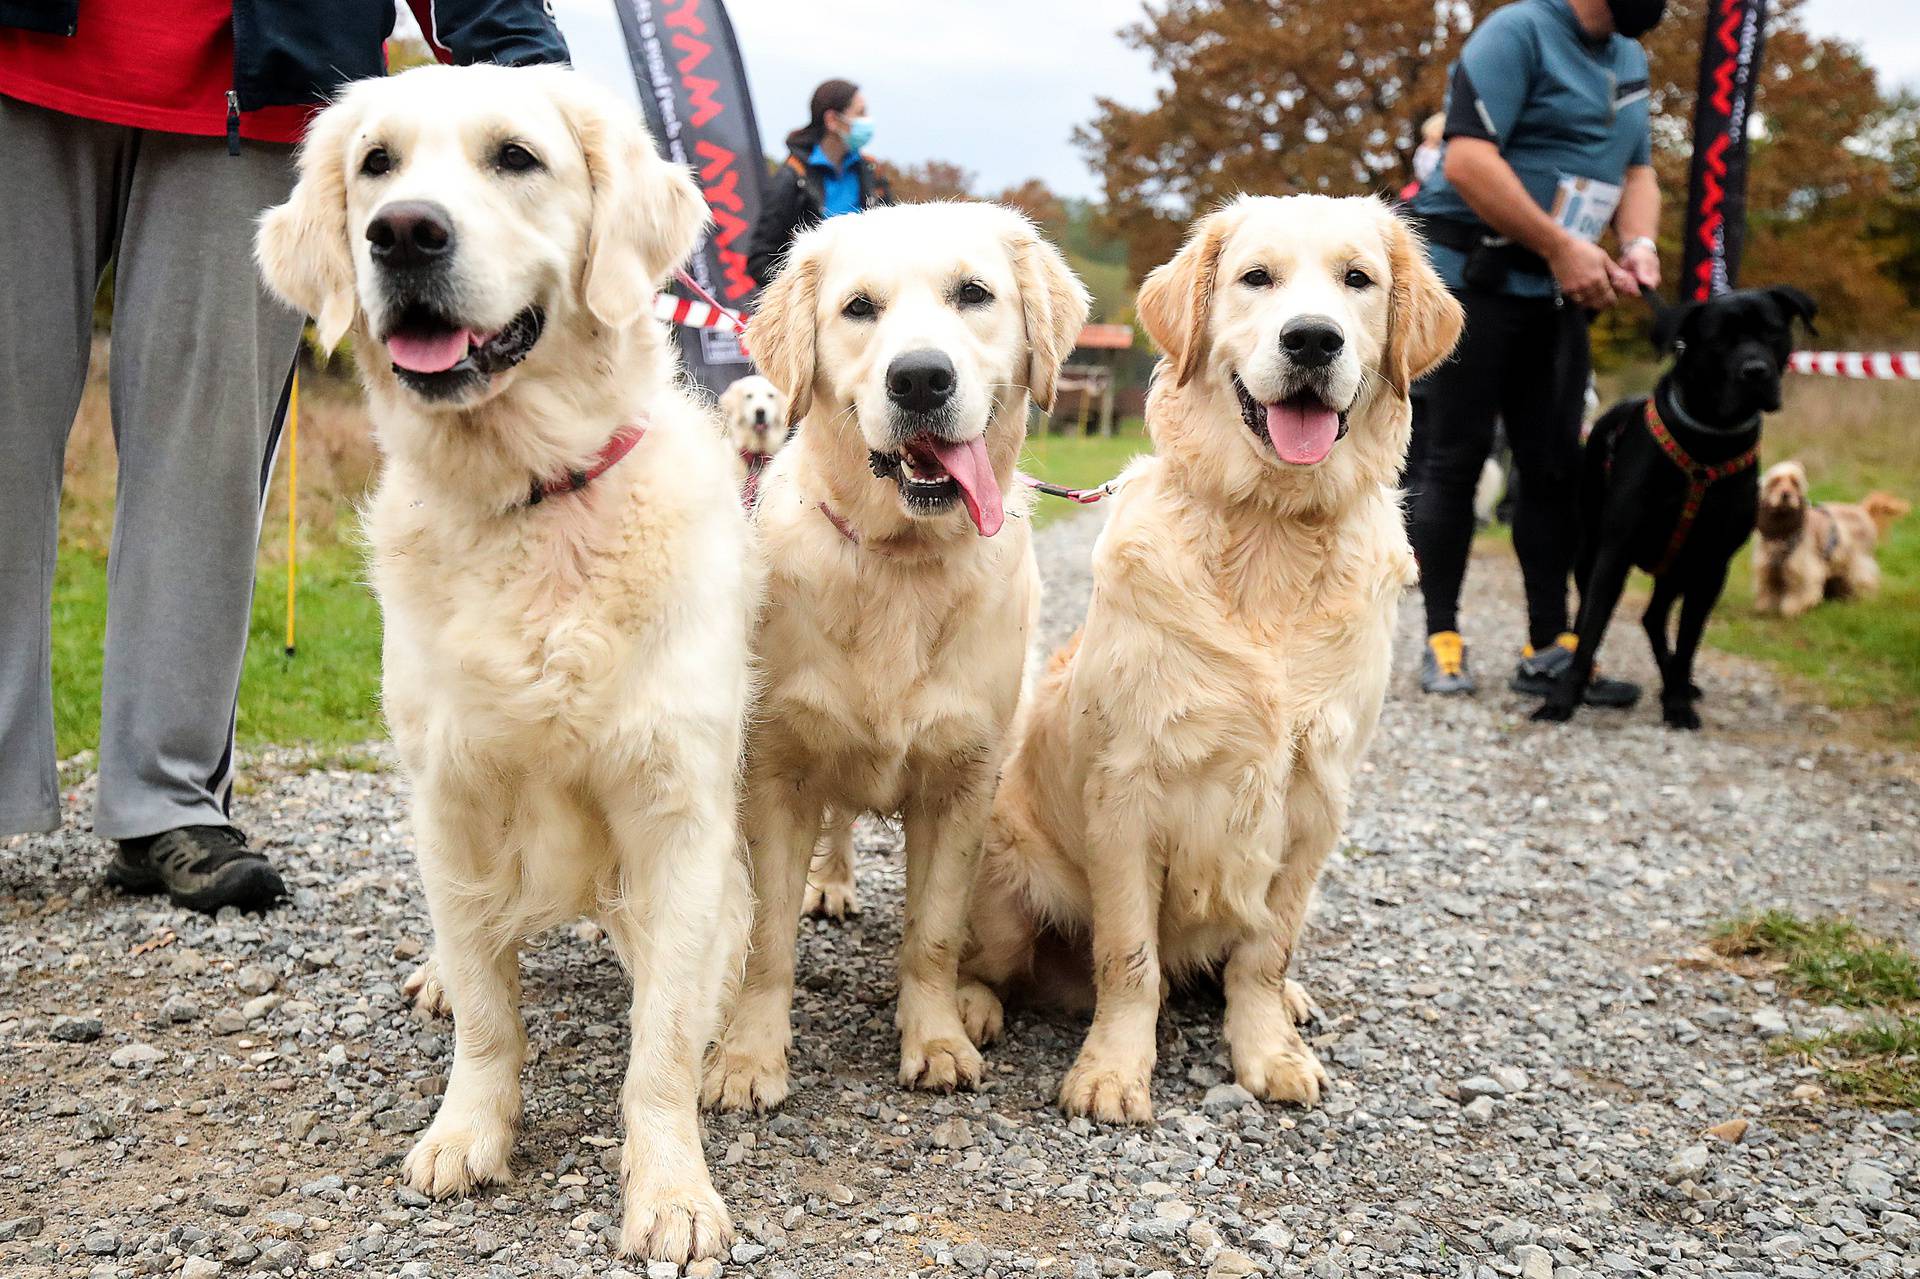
557, 0, 768, 394
1681, 0, 1770, 301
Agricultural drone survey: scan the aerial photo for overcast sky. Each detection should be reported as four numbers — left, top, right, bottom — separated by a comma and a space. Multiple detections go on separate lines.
540, 1, 1917, 202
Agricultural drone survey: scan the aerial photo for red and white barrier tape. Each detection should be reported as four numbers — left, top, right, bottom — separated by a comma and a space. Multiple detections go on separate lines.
653, 290, 745, 334
1790, 351, 1920, 379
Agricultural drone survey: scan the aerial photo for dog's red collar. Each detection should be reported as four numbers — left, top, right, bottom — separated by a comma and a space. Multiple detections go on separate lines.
819, 500, 861, 546
526, 422, 647, 507
1641, 397, 1759, 577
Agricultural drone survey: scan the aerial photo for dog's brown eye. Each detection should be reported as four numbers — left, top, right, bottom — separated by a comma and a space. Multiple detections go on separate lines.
1344, 268, 1374, 290
496, 142, 542, 173
843, 294, 876, 320
1239, 268, 1272, 288
361, 146, 392, 177
954, 281, 992, 307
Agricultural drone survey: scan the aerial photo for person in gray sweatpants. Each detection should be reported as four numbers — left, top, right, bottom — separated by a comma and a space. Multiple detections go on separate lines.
0, 95, 304, 909
0, 0, 566, 913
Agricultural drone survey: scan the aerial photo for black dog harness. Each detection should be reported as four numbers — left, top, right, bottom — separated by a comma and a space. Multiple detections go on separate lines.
1637, 397, 1760, 578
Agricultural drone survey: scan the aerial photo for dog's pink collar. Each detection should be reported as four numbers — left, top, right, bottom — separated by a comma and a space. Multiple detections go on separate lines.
526, 421, 647, 507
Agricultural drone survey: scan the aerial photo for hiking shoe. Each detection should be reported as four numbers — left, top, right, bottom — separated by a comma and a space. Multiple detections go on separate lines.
1420, 631, 1477, 695
107, 825, 285, 914
1509, 633, 1641, 708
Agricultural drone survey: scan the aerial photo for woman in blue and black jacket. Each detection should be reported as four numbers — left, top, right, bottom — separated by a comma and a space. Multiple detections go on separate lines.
746, 77, 891, 289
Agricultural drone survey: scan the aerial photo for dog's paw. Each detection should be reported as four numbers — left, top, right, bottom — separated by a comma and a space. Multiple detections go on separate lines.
700, 1049, 790, 1113
899, 1034, 982, 1092
1235, 1044, 1330, 1107
1280, 978, 1322, 1028
402, 957, 450, 1018
1662, 700, 1703, 730
619, 1180, 733, 1264
1058, 1058, 1153, 1124
1531, 699, 1576, 723
957, 981, 1005, 1046
402, 1119, 512, 1197
802, 877, 861, 920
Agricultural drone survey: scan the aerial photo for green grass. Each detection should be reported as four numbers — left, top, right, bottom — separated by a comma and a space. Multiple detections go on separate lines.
52, 537, 383, 759
1785, 1017, 1920, 1109
1019, 418, 1151, 528
1712, 910, 1920, 1009
1708, 488, 1920, 742
1714, 909, 1920, 1108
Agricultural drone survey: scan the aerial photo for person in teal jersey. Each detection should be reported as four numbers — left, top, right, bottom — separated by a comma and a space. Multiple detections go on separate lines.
1406, 0, 1667, 704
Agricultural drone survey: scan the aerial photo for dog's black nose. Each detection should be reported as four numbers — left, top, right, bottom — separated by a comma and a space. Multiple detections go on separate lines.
367, 200, 455, 269
752, 409, 768, 426
886, 349, 957, 414
1281, 316, 1344, 369
1738, 358, 1773, 385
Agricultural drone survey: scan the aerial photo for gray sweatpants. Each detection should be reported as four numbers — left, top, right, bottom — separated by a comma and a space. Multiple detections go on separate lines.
0, 95, 305, 841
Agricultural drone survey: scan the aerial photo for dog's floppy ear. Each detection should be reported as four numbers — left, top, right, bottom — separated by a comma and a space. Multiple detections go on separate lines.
566, 75, 710, 330
255, 89, 365, 352
747, 238, 823, 422
1767, 284, 1819, 337
1005, 213, 1091, 412
1137, 207, 1234, 387
1382, 210, 1465, 397
1652, 300, 1701, 356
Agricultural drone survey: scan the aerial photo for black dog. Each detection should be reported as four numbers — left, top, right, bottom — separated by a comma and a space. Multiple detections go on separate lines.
1534, 285, 1818, 729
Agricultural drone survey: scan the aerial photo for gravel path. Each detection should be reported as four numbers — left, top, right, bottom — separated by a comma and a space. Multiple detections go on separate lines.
3, 507, 1917, 1279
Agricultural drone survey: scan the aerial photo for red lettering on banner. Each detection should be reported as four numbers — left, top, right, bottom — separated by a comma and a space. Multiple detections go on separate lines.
694, 138, 735, 183
684, 75, 724, 127
1711, 2, 1740, 113
672, 32, 710, 74
663, 0, 705, 36
704, 168, 745, 216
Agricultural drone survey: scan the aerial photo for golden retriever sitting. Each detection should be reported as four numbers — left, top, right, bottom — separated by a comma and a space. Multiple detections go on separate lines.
957, 195, 1462, 1122
702, 202, 1088, 1111
256, 66, 758, 1263
717, 373, 788, 499
1753, 460, 1907, 616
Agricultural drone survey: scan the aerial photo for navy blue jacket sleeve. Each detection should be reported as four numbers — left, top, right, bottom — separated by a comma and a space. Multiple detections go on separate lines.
409, 0, 570, 67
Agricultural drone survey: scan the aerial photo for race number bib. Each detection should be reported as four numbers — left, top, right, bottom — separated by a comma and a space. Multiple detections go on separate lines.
1550, 175, 1623, 243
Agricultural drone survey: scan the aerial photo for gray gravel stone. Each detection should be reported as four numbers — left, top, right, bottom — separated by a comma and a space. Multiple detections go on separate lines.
2, 508, 1916, 1279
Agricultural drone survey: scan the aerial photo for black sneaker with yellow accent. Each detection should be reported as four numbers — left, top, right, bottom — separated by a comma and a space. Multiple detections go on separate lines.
1420, 631, 1477, 695
1509, 633, 1641, 708
106, 825, 286, 914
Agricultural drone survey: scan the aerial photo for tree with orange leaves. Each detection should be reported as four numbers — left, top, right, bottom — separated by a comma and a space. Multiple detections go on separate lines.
1082, 0, 1913, 340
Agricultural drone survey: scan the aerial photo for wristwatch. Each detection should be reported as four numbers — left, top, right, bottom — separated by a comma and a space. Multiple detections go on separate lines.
1620, 236, 1657, 257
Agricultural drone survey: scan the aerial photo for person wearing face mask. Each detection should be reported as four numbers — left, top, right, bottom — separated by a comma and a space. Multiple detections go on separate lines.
746, 78, 892, 289
1405, 0, 1666, 704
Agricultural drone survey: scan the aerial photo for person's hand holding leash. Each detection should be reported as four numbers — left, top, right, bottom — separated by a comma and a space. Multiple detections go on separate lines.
1551, 233, 1639, 309
1619, 236, 1660, 292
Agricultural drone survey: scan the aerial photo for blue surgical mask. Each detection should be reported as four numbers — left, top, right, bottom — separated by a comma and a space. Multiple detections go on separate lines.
843, 116, 874, 152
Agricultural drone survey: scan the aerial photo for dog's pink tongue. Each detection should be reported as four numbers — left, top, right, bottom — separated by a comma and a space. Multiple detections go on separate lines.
388, 329, 472, 374
1266, 400, 1341, 465
928, 436, 1004, 537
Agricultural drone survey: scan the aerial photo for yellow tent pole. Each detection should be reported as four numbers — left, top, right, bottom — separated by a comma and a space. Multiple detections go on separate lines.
284, 369, 299, 657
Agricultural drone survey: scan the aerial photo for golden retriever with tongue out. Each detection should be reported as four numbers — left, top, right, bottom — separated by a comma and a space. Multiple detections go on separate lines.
956, 195, 1462, 1122
702, 201, 1088, 1111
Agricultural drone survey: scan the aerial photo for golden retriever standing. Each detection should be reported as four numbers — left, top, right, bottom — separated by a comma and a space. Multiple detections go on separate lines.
256, 65, 757, 1263
717, 372, 788, 500
702, 202, 1088, 1110
957, 196, 1462, 1122
1753, 460, 1907, 615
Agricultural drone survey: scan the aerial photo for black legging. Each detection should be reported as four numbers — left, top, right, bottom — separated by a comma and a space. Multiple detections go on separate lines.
1408, 289, 1590, 652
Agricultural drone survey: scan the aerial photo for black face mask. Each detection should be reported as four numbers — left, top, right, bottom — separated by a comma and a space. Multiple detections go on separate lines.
1608, 0, 1667, 38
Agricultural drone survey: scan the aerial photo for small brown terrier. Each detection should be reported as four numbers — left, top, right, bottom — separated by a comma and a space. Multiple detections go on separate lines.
1752, 460, 1907, 616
